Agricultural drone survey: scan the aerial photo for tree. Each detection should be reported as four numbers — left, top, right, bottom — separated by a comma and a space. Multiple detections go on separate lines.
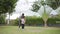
0, 0, 18, 14
0, 0, 18, 24
46, 0, 60, 10
38, 0, 49, 27
31, 0, 52, 27
46, 0, 60, 22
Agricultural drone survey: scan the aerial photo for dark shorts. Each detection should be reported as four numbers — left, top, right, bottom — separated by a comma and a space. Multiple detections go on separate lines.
22, 24, 25, 29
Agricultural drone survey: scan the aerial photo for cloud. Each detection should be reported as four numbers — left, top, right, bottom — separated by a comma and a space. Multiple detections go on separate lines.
6, 0, 40, 19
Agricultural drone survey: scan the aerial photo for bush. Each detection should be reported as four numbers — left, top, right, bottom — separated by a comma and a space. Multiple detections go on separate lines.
10, 18, 19, 26
10, 16, 60, 26
0, 15, 6, 24
25, 16, 44, 26
47, 18, 60, 26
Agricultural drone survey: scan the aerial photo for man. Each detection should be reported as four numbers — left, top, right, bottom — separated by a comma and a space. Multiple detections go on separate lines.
21, 13, 25, 29
18, 18, 21, 28
18, 16, 21, 30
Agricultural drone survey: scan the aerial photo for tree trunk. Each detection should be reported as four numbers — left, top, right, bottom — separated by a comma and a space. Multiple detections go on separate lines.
7, 13, 10, 25
44, 21, 47, 27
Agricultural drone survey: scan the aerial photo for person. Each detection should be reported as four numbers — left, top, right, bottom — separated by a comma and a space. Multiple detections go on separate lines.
18, 18, 21, 28
21, 13, 25, 29
18, 16, 21, 30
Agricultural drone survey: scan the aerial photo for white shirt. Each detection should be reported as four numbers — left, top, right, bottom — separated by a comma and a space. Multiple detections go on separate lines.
21, 18, 25, 24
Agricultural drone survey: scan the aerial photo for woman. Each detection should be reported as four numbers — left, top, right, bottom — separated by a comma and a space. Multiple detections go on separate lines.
21, 13, 25, 29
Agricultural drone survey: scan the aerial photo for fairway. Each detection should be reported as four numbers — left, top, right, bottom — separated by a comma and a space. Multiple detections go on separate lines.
0, 26, 60, 34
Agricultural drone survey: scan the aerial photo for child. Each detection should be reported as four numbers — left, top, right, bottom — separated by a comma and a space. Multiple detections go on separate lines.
21, 13, 25, 29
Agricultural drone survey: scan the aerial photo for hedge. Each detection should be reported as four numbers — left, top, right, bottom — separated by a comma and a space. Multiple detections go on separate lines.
10, 16, 60, 26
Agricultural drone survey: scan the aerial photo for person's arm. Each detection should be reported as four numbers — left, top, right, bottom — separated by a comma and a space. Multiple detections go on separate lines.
24, 16, 26, 23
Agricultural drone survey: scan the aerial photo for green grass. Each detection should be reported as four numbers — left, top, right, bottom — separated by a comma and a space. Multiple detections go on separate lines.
0, 26, 60, 34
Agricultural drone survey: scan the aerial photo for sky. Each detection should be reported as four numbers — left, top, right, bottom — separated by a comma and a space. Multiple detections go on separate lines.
6, 0, 40, 19
6, 0, 58, 19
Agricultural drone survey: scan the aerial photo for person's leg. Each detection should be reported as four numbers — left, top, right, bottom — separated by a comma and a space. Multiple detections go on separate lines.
22, 24, 24, 29
18, 23, 20, 30
19, 25, 20, 28
18, 22, 20, 28
23, 24, 24, 29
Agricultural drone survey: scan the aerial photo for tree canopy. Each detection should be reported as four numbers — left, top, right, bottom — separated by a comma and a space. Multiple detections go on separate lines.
31, 1, 40, 12
0, 0, 18, 14
46, 0, 60, 10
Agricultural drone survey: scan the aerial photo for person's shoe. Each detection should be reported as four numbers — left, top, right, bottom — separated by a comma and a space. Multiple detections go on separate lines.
22, 29, 24, 30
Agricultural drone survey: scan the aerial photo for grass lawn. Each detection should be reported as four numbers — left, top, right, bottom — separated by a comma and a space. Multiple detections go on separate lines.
0, 26, 60, 34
